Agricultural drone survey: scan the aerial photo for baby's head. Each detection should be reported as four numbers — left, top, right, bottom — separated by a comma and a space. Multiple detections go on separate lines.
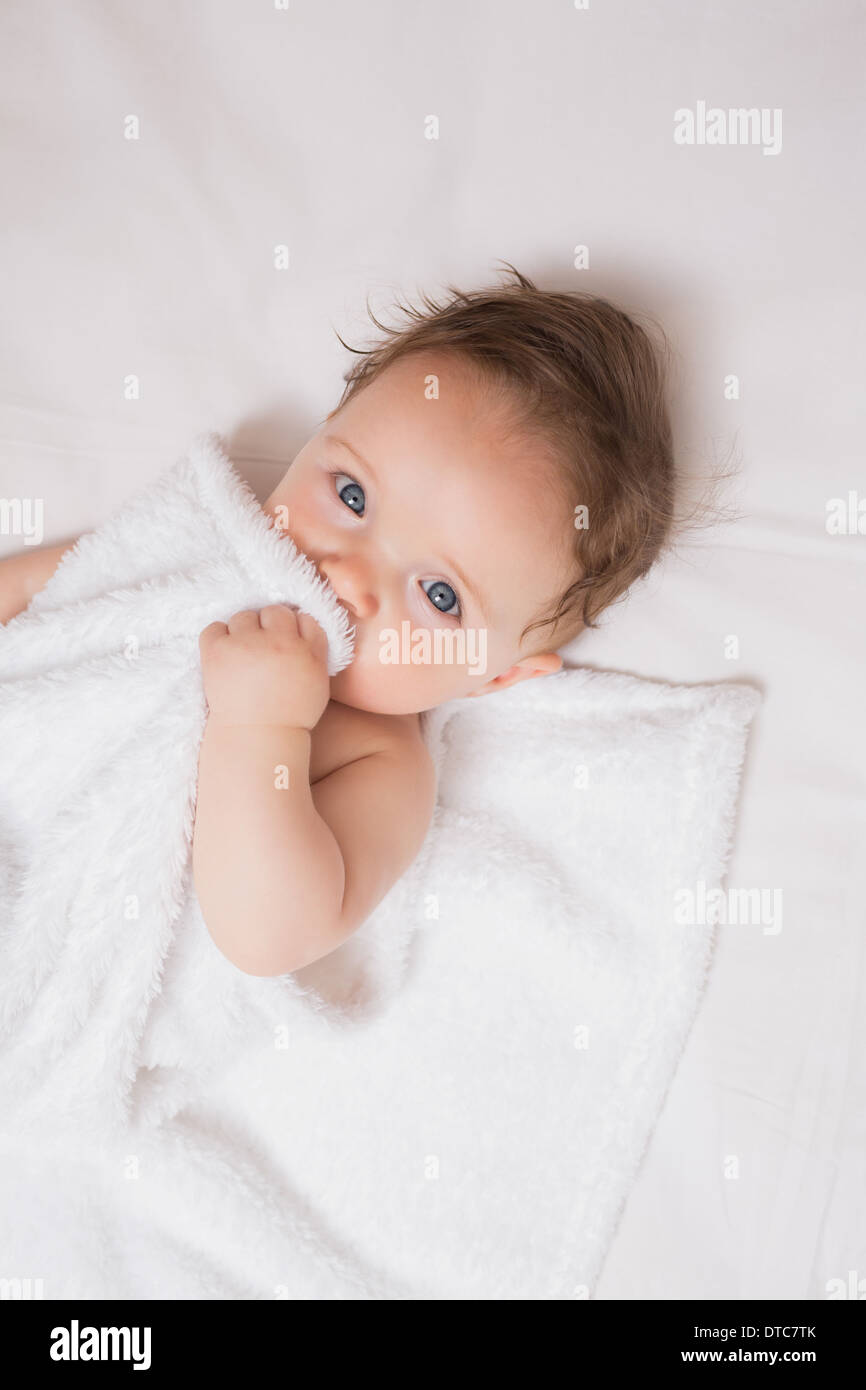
264, 264, 676, 716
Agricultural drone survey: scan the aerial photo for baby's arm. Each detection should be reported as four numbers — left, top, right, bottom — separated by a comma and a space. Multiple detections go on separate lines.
0, 537, 79, 624
193, 604, 435, 976
192, 720, 435, 976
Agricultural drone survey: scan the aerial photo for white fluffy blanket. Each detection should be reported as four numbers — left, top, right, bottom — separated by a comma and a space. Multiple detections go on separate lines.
0, 434, 762, 1298
0, 433, 365, 1138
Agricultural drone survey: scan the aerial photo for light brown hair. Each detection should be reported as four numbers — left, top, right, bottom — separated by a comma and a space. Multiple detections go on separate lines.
325, 262, 729, 651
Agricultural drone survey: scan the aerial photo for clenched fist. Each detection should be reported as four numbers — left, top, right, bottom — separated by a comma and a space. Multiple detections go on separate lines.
198, 605, 331, 731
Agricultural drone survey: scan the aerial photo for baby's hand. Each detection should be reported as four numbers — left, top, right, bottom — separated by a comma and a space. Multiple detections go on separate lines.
198, 605, 330, 731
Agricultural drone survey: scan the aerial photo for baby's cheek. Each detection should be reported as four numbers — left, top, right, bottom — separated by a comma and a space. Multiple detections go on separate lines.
387, 651, 482, 710
330, 645, 466, 715
361, 652, 431, 709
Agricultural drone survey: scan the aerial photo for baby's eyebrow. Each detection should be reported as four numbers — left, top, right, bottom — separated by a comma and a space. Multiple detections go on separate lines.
326, 435, 378, 482
325, 434, 492, 625
440, 549, 491, 625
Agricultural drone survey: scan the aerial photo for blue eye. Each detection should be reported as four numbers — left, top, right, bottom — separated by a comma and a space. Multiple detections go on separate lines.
333, 472, 365, 516
420, 579, 461, 620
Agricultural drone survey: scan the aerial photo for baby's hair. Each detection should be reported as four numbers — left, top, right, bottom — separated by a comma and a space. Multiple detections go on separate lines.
324, 262, 738, 651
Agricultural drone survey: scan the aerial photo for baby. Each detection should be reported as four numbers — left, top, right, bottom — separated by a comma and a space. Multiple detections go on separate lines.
0, 265, 677, 979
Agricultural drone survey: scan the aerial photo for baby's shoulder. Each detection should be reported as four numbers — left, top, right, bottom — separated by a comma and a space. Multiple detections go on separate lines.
308, 703, 436, 938
310, 700, 428, 786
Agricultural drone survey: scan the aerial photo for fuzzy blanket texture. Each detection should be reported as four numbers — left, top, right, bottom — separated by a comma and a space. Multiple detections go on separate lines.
0, 433, 762, 1298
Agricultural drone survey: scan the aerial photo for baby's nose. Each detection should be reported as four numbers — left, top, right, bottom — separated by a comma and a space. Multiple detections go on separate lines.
339, 590, 376, 621
316, 558, 377, 620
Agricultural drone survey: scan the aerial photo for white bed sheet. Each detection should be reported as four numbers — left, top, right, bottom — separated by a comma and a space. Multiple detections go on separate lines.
1, 0, 863, 1299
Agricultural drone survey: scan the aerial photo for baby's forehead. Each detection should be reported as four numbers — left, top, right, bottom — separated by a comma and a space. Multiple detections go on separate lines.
376, 417, 570, 547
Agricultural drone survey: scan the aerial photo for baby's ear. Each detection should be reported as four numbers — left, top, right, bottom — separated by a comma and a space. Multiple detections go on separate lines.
465, 650, 562, 697
523, 650, 563, 676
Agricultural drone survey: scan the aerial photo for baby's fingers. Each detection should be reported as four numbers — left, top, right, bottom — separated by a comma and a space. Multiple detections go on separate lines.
296, 611, 328, 649
226, 609, 261, 634
259, 603, 300, 632
259, 605, 326, 649
198, 619, 228, 652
